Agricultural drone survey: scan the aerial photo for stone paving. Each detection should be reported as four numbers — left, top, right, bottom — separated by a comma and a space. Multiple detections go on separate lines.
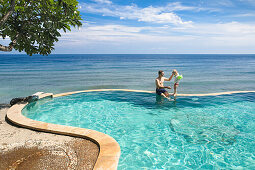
0, 107, 99, 170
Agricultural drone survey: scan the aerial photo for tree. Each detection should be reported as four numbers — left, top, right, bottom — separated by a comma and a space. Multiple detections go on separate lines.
0, 0, 82, 55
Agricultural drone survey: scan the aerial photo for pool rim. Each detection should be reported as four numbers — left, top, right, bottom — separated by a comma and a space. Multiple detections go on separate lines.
53, 89, 255, 98
6, 89, 255, 169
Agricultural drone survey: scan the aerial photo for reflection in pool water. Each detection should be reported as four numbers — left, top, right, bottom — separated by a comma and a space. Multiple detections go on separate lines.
22, 91, 255, 169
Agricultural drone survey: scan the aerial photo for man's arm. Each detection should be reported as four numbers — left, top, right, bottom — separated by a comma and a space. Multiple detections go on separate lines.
164, 74, 174, 81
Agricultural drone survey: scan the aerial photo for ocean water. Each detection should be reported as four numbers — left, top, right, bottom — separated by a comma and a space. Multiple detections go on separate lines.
1, 54, 255, 103
23, 91, 255, 169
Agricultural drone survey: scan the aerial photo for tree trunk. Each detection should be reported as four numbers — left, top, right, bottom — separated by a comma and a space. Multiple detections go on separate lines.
0, 0, 16, 28
0, 0, 16, 52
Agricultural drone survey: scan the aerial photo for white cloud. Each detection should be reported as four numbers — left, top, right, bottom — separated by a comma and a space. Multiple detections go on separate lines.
182, 22, 255, 36
92, 0, 112, 5
55, 21, 255, 54
230, 13, 255, 17
80, 2, 193, 25
164, 2, 196, 11
239, 0, 255, 6
214, 0, 234, 7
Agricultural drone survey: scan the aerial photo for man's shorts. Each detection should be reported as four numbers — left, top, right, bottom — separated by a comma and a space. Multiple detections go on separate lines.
156, 88, 167, 95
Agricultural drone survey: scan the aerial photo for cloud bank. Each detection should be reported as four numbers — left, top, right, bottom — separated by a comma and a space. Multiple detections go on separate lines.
56, 21, 255, 54
80, 1, 194, 25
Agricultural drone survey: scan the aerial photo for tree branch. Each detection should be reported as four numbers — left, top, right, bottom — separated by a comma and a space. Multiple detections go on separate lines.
0, 0, 16, 28
0, 34, 18, 52
0, 44, 13, 51
0, 39, 16, 51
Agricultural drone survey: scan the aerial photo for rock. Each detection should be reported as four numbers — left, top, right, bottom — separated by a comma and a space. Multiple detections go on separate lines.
9, 96, 35, 106
0, 104, 10, 109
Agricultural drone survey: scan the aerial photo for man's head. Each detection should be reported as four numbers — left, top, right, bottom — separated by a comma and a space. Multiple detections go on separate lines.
158, 70, 164, 76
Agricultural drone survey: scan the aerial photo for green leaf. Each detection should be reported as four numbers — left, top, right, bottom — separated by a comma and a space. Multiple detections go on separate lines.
0, 0, 83, 55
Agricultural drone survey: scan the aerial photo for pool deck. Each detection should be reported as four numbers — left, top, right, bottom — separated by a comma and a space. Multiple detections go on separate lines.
5, 89, 255, 169
0, 107, 99, 170
6, 103, 120, 170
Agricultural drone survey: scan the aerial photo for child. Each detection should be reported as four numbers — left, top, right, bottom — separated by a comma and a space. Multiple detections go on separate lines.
172, 69, 182, 97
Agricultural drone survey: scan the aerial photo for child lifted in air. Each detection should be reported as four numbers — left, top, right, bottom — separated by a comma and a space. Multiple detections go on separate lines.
172, 69, 183, 97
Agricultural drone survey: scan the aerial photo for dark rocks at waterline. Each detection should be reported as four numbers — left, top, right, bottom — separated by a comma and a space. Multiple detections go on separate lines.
9, 96, 35, 106
0, 104, 10, 109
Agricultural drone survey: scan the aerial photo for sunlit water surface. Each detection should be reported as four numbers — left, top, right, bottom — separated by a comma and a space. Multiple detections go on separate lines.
23, 91, 255, 169
1, 54, 255, 103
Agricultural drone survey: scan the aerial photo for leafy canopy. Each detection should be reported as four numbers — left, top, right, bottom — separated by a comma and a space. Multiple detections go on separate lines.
0, 0, 82, 55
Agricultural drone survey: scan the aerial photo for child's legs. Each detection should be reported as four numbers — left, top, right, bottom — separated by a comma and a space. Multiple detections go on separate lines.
174, 84, 179, 95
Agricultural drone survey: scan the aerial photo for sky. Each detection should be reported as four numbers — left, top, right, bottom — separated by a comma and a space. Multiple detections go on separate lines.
1, 0, 255, 54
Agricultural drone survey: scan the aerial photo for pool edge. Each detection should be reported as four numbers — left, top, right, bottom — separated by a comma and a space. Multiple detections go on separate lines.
53, 89, 255, 97
6, 103, 121, 170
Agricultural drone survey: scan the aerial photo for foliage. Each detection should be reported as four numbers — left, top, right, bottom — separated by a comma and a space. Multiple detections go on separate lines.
0, 0, 82, 55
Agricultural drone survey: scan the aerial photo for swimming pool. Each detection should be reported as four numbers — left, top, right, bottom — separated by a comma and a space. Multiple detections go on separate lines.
22, 90, 255, 169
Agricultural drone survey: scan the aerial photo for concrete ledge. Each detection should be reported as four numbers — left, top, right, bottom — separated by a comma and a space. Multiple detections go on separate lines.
6, 104, 120, 170
53, 89, 154, 98
37, 93, 53, 99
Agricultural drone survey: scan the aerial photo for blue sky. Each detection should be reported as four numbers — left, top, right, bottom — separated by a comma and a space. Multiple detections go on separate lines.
1, 0, 255, 54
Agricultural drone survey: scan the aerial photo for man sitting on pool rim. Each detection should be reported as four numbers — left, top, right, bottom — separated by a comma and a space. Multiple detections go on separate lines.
155, 70, 174, 99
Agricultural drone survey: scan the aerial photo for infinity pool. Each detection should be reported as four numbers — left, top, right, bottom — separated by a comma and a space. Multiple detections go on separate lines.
22, 91, 255, 169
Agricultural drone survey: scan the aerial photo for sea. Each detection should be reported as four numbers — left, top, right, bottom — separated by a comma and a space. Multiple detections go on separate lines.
0, 54, 255, 104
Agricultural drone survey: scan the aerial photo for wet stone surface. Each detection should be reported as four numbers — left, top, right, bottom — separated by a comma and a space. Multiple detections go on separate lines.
0, 139, 99, 170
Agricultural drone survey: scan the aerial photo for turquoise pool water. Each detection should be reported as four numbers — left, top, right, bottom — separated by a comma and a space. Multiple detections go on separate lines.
22, 91, 255, 169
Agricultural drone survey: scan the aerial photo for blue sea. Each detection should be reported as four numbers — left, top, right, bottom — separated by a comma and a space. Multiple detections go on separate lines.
0, 54, 255, 103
